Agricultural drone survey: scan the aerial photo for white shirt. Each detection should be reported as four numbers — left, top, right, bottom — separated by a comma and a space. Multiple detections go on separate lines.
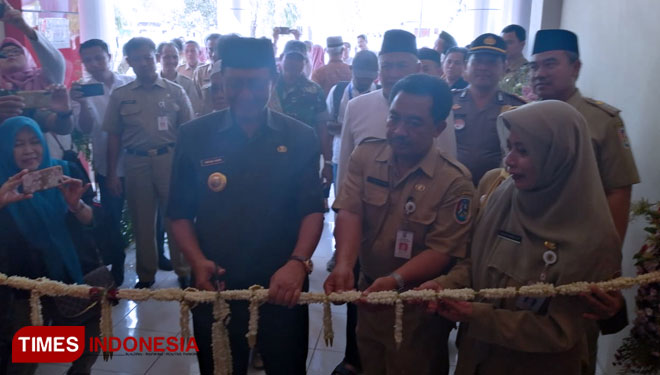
72, 72, 134, 177
326, 82, 377, 164
336, 89, 457, 192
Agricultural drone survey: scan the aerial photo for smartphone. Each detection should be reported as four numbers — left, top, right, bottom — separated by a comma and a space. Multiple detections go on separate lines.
276, 27, 290, 34
21, 166, 64, 194
76, 83, 104, 98
16, 90, 52, 109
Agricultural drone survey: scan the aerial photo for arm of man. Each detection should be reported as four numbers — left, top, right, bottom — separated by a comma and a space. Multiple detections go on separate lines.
269, 131, 325, 307
606, 186, 632, 241
336, 101, 356, 193
28, 31, 66, 84
175, 86, 194, 126
324, 146, 365, 294
170, 219, 222, 291
102, 93, 123, 196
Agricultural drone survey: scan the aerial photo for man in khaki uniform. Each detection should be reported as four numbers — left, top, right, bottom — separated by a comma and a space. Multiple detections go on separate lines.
192, 33, 222, 96
324, 74, 474, 375
530, 29, 639, 375
453, 33, 527, 186
103, 37, 193, 289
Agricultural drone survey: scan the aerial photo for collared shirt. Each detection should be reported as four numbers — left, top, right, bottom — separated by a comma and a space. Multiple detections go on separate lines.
271, 75, 328, 129
167, 109, 324, 289
162, 72, 203, 117
565, 89, 640, 190
192, 63, 213, 96
452, 88, 526, 185
326, 81, 377, 164
102, 76, 193, 152
449, 77, 468, 90
337, 89, 457, 191
333, 140, 474, 280
311, 60, 352, 96
176, 63, 197, 80
72, 72, 134, 176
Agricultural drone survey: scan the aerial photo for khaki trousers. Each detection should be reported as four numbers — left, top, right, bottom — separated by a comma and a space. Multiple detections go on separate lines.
357, 304, 453, 375
124, 152, 189, 282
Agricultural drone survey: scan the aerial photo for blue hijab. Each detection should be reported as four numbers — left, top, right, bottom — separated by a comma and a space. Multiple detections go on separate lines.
0, 116, 83, 283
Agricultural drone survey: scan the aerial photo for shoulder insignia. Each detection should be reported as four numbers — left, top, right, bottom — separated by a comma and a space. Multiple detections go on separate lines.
585, 97, 620, 117
359, 137, 386, 146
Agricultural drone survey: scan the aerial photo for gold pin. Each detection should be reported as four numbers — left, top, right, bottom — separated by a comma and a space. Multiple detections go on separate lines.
207, 172, 227, 192
452, 104, 461, 110
484, 36, 496, 45
414, 184, 426, 192
277, 145, 288, 153
543, 241, 557, 250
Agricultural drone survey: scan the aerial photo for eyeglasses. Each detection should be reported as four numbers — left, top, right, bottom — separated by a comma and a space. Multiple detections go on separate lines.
0, 47, 24, 57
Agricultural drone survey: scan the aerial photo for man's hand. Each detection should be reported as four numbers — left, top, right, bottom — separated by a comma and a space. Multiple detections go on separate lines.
48, 84, 71, 114
362, 276, 398, 294
415, 279, 443, 314
435, 299, 473, 322
70, 83, 87, 104
0, 95, 25, 121
192, 258, 225, 291
291, 29, 301, 40
0, 169, 33, 209
269, 260, 307, 308
323, 264, 355, 295
326, 120, 341, 136
582, 286, 625, 320
1, 1, 36, 39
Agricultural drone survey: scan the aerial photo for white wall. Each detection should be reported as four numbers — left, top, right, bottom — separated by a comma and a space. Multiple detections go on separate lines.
560, 0, 660, 373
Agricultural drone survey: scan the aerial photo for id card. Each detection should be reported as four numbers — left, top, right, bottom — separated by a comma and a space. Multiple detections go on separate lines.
394, 230, 413, 259
157, 116, 169, 131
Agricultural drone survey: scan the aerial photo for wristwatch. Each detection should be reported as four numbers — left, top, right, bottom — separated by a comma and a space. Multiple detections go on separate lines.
289, 255, 314, 274
389, 272, 406, 291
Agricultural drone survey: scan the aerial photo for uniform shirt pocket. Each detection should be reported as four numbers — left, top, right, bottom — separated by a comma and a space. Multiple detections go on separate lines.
119, 103, 143, 126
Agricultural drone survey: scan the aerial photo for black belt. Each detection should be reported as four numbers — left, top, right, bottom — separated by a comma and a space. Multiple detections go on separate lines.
125, 143, 175, 157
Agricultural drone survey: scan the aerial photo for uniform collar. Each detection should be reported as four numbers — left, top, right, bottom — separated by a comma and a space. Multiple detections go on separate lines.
565, 89, 582, 107
131, 75, 167, 90
216, 108, 281, 133
375, 143, 438, 178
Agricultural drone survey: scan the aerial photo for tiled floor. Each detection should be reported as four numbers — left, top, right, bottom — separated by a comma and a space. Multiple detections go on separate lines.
35, 205, 459, 374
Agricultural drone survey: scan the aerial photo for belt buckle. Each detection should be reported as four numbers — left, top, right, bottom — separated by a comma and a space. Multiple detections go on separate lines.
147, 149, 158, 157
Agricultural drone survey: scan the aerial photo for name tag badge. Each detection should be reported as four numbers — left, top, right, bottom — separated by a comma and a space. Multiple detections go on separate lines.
394, 230, 413, 259
157, 116, 169, 131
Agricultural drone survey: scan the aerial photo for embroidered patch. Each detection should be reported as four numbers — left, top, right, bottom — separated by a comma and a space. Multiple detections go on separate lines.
454, 119, 465, 130
200, 157, 224, 167
454, 197, 471, 224
414, 184, 426, 192
207, 172, 227, 192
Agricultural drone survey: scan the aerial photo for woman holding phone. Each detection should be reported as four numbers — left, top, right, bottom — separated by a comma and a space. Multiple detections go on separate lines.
0, 116, 100, 374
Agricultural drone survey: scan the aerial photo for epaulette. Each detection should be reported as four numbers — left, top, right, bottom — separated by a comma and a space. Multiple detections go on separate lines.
584, 97, 620, 117
359, 137, 386, 146
503, 91, 529, 104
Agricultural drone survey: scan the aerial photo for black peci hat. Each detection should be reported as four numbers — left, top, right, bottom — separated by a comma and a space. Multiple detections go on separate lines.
380, 29, 417, 56
532, 29, 579, 56
222, 37, 277, 71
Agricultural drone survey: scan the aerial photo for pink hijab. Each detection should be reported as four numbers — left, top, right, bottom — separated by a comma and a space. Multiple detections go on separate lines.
310, 44, 325, 72
1, 37, 48, 90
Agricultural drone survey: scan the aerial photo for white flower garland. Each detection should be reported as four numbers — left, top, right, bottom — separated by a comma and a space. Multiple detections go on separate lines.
3, 270, 660, 375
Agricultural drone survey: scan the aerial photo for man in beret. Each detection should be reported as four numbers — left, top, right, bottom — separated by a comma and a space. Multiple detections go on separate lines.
337, 29, 457, 192
312, 36, 352, 96
530, 28, 640, 375
271, 40, 332, 204
418, 47, 443, 77
168, 37, 324, 375
452, 33, 527, 186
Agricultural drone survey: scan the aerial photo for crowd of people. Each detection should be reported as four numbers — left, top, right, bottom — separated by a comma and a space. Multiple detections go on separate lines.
0, 0, 641, 374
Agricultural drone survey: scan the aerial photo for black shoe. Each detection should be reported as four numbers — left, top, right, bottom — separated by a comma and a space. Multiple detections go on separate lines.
178, 275, 191, 289
158, 256, 173, 271
111, 262, 124, 287
134, 281, 155, 289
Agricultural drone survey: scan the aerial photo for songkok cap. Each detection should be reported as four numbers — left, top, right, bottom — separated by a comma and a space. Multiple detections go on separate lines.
327, 36, 344, 49
352, 50, 378, 79
380, 29, 417, 56
532, 29, 579, 56
221, 37, 276, 70
468, 33, 507, 56
282, 40, 308, 59
417, 47, 441, 64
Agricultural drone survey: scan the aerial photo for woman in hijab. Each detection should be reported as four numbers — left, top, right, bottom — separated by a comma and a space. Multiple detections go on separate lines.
309, 44, 325, 74
421, 100, 622, 375
0, 2, 72, 159
0, 117, 100, 374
